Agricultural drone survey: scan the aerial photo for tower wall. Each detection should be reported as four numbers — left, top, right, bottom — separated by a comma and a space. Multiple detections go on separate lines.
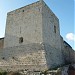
0, 38, 4, 49
4, 1, 43, 48
4, 1, 61, 50
41, 1, 63, 67
0, 44, 48, 71
42, 1, 61, 50
1, 0, 65, 71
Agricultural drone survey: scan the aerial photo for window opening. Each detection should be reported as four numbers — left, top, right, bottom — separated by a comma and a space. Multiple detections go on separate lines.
19, 37, 23, 43
54, 25, 56, 33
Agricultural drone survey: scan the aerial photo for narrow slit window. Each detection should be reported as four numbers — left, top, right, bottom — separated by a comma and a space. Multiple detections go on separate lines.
54, 25, 56, 33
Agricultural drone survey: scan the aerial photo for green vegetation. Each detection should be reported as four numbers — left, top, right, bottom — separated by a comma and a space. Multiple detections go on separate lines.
0, 71, 22, 75
7, 72, 22, 75
0, 70, 7, 75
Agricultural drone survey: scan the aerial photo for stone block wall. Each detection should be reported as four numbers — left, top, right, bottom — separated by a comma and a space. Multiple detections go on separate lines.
1, 0, 64, 71
60, 36, 75, 64
0, 38, 4, 49
0, 43, 64, 71
64, 41, 75, 64
0, 43, 47, 71
4, 0, 62, 51
42, 1, 61, 50
4, 1, 43, 48
41, 1, 64, 66
1, 0, 74, 72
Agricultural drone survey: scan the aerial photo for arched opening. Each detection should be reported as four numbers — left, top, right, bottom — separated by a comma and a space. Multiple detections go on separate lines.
19, 37, 23, 43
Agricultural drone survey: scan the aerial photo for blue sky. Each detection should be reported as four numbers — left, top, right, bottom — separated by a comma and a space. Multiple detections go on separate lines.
0, 0, 75, 50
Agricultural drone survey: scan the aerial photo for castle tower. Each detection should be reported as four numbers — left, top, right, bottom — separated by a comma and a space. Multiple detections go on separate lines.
2, 0, 63, 71
4, 0, 61, 50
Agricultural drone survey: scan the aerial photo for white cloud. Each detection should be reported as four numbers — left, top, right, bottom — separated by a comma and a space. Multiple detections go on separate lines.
66, 33, 75, 41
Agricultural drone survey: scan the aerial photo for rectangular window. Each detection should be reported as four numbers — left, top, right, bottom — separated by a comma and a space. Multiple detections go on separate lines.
54, 25, 56, 33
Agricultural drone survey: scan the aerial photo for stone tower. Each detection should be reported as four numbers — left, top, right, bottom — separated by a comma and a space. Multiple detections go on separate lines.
4, 0, 61, 50
1, 0, 64, 71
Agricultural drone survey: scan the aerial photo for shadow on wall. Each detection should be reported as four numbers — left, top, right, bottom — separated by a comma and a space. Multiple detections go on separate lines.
68, 65, 75, 75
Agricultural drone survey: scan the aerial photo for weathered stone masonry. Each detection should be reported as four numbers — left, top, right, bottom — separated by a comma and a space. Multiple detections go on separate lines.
0, 0, 75, 71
